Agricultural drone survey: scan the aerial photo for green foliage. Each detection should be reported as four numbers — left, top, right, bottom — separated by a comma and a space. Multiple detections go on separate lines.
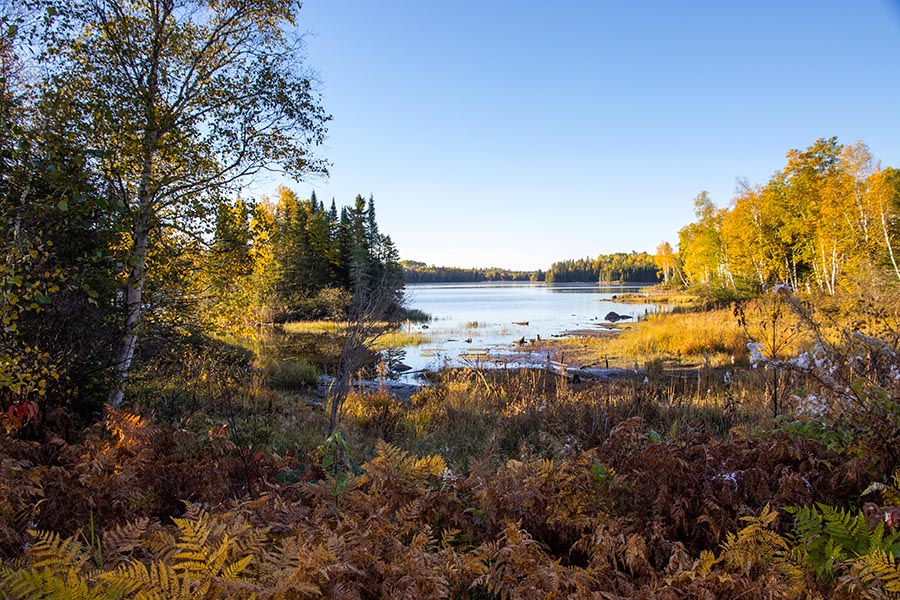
401, 261, 539, 283
785, 503, 900, 582
0, 50, 121, 422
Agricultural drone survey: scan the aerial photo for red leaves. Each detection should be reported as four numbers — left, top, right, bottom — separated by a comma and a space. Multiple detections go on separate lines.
4, 400, 39, 431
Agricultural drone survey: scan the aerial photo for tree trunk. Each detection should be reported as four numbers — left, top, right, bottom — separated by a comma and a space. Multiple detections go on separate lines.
109, 214, 150, 407
109, 126, 159, 406
882, 208, 900, 281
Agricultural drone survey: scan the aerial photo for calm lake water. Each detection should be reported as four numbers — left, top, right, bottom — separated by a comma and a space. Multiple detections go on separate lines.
393, 282, 662, 374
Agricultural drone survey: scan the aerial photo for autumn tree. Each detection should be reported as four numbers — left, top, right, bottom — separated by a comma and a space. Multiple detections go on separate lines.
654, 241, 677, 285
678, 191, 731, 287
871, 167, 900, 280
675, 138, 900, 294
36, 0, 329, 406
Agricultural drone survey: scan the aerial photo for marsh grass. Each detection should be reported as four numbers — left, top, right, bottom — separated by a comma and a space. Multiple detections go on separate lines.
612, 308, 749, 363
282, 320, 344, 335
282, 320, 432, 351
370, 330, 432, 350
266, 359, 319, 388
336, 365, 770, 469
537, 308, 750, 368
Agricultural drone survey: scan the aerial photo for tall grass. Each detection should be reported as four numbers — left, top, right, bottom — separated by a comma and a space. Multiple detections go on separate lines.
282, 320, 344, 335
370, 330, 432, 350
338, 366, 770, 469
611, 308, 748, 364
282, 320, 431, 350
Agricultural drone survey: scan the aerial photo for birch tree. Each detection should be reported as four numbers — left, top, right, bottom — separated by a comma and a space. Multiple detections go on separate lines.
38, 0, 328, 406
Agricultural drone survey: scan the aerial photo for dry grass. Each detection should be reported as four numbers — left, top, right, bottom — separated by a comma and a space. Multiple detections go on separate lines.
612, 308, 748, 364
370, 329, 432, 350
612, 291, 701, 306
339, 366, 770, 468
282, 320, 344, 335
529, 309, 747, 368
282, 320, 432, 350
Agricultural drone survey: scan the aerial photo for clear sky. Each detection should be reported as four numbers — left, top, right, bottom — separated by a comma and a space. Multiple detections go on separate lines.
264, 0, 900, 271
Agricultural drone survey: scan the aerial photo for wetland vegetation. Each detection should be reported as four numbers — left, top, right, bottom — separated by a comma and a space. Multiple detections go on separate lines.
3, 0, 900, 596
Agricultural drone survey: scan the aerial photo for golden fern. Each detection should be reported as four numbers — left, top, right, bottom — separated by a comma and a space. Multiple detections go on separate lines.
720, 505, 787, 573
361, 440, 447, 487
846, 548, 900, 598
171, 516, 253, 580
27, 530, 90, 575
105, 408, 151, 452
663, 550, 728, 585
0, 566, 99, 600
99, 560, 193, 599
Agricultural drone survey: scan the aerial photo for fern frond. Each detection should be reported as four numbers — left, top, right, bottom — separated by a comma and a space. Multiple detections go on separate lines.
785, 504, 823, 546
100, 560, 193, 599
27, 530, 90, 575
206, 534, 231, 576
720, 505, 788, 575
102, 517, 151, 565
820, 503, 871, 557
848, 548, 900, 597
145, 529, 178, 562
362, 441, 447, 487
3, 567, 67, 599
222, 554, 253, 580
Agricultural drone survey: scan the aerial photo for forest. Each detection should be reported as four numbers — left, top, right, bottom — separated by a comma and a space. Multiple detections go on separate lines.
401, 261, 540, 283
4, 0, 900, 598
657, 137, 900, 296
545, 252, 660, 283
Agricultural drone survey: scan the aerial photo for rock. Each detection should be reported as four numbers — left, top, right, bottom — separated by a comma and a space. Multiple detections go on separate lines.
604, 311, 633, 322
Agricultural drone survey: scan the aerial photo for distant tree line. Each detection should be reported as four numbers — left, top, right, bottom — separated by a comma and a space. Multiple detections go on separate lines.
657, 138, 900, 294
545, 252, 660, 283
403, 252, 661, 284
401, 261, 542, 283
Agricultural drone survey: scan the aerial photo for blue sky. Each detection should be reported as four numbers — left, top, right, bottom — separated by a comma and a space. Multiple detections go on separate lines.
265, 0, 900, 270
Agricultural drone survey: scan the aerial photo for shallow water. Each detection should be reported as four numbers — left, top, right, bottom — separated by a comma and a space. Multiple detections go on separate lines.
392, 282, 662, 374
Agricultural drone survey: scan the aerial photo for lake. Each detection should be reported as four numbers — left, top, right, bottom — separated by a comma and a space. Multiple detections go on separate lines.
392, 282, 662, 374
